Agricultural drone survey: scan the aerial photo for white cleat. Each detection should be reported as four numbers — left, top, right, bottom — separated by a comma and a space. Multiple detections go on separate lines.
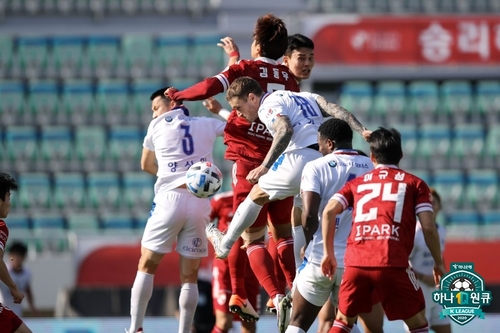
205, 223, 230, 259
277, 293, 292, 333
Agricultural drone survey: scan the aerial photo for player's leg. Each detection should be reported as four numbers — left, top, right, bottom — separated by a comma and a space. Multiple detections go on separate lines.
1, 305, 32, 333
317, 300, 335, 333
423, 284, 452, 333
358, 297, 384, 333
178, 255, 201, 333
211, 258, 233, 333
291, 204, 306, 270
267, 224, 287, 297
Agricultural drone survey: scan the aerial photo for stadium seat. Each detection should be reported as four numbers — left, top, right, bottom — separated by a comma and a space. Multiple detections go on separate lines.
86, 36, 120, 78
392, 123, 418, 169
32, 214, 66, 230
26, 79, 60, 125
415, 124, 451, 169
4, 126, 38, 172
121, 35, 153, 78
107, 125, 143, 171
406, 169, 432, 185
62, 79, 95, 125
475, 80, 500, 123
66, 212, 100, 232
339, 81, 373, 123
445, 210, 481, 239
483, 125, 500, 168
448, 124, 485, 170
31, 213, 68, 252
407, 80, 439, 124
481, 210, 500, 239
17, 172, 52, 210
39, 126, 74, 171
51, 36, 85, 79
464, 169, 499, 211
74, 126, 107, 171
5, 213, 31, 230
95, 79, 130, 125
192, 34, 225, 78
431, 169, 464, 210
130, 78, 164, 125
86, 171, 122, 209
213, 136, 226, 161
0, 35, 13, 78
100, 213, 135, 230
53, 172, 87, 209
156, 34, 191, 78
17, 36, 49, 78
0, 79, 24, 126
372, 80, 406, 123
440, 80, 473, 124
122, 171, 155, 210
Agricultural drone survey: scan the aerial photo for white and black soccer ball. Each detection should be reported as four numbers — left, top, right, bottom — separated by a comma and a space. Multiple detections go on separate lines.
450, 278, 475, 292
186, 161, 223, 198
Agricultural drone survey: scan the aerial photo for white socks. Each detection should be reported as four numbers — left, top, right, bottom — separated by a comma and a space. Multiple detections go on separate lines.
222, 196, 263, 249
285, 325, 306, 333
178, 283, 198, 333
129, 271, 154, 333
292, 225, 306, 269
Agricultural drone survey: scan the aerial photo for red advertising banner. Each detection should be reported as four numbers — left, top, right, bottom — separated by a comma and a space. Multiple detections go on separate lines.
307, 15, 500, 65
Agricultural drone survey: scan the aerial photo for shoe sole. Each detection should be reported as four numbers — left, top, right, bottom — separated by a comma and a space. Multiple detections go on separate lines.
229, 305, 260, 322
266, 306, 277, 314
278, 297, 292, 333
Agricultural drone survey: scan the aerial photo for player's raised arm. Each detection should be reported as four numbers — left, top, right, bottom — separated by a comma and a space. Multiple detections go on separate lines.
320, 198, 344, 279
314, 94, 371, 141
218, 36, 240, 67
418, 210, 446, 286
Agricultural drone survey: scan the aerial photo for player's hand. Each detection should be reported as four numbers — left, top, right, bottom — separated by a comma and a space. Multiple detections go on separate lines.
362, 130, 372, 141
246, 165, 268, 184
10, 287, 25, 304
202, 97, 223, 115
217, 37, 239, 57
320, 255, 337, 280
165, 87, 180, 102
433, 264, 446, 287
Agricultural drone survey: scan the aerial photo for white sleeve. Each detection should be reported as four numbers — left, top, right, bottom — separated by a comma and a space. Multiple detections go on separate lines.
300, 162, 321, 194
211, 118, 226, 137
258, 101, 287, 130
143, 122, 155, 151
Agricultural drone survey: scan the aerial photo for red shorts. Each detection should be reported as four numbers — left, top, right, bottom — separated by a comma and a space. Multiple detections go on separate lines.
211, 257, 260, 318
0, 303, 23, 333
338, 266, 425, 321
232, 160, 292, 228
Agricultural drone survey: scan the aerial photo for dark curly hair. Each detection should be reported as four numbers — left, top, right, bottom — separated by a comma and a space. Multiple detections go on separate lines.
253, 14, 288, 60
0, 172, 18, 202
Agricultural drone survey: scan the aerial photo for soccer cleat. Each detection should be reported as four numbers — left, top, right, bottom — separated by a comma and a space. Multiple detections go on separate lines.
266, 297, 277, 314
228, 294, 260, 322
277, 294, 292, 333
205, 223, 230, 259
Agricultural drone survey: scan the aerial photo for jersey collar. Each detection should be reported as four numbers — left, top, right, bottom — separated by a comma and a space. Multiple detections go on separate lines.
375, 164, 399, 169
255, 57, 279, 65
333, 149, 359, 155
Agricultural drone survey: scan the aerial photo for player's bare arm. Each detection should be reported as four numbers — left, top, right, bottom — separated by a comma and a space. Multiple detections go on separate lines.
247, 115, 293, 184
140, 148, 158, 176
417, 210, 446, 286
218, 36, 240, 67
302, 190, 321, 247
315, 95, 371, 141
0, 248, 24, 304
320, 199, 344, 279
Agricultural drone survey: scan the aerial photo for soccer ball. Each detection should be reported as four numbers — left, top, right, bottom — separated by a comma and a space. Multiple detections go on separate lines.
450, 278, 474, 291
186, 161, 223, 198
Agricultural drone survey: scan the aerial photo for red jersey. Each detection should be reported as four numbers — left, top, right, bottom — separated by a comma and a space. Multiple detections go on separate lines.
0, 220, 8, 253
333, 165, 433, 268
171, 57, 300, 164
210, 191, 234, 231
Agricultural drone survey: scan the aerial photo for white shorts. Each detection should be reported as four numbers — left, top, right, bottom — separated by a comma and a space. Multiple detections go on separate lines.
259, 148, 322, 201
141, 188, 211, 259
295, 261, 344, 307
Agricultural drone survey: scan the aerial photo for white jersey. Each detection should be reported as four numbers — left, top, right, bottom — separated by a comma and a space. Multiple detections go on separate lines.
409, 221, 447, 276
258, 90, 324, 152
301, 150, 374, 266
0, 264, 31, 316
143, 108, 226, 195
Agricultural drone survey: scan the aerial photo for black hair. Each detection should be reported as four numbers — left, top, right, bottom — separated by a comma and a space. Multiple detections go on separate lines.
285, 34, 314, 56
318, 118, 353, 145
368, 127, 403, 165
0, 173, 18, 202
355, 149, 368, 157
253, 14, 288, 60
150, 87, 173, 101
8, 241, 28, 257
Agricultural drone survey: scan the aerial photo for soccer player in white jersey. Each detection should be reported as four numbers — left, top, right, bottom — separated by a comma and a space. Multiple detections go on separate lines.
127, 88, 226, 333
405, 188, 452, 333
284, 118, 374, 333
206, 76, 370, 327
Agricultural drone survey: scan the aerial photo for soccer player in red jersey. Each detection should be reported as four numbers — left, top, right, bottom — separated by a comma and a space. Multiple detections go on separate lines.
0, 173, 33, 333
166, 14, 298, 322
321, 127, 446, 333
210, 191, 259, 333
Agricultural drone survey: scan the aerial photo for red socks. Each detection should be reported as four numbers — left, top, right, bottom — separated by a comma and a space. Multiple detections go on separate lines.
246, 241, 283, 298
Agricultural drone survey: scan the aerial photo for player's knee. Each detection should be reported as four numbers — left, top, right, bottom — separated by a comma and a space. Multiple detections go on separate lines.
138, 257, 160, 274
249, 185, 269, 205
273, 223, 292, 239
242, 228, 266, 246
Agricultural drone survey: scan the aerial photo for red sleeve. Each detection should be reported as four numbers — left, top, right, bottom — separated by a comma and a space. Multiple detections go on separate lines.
209, 198, 220, 222
0, 221, 8, 252
333, 181, 355, 210
172, 77, 225, 101
415, 178, 433, 214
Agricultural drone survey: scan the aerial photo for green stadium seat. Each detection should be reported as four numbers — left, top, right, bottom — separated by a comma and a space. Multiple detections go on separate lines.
62, 79, 95, 125
74, 126, 107, 171
95, 79, 130, 125
192, 34, 225, 78
464, 169, 499, 211
100, 213, 135, 230
66, 212, 100, 232
4, 213, 33, 240
86, 36, 120, 78
53, 172, 87, 209
339, 81, 373, 123
0, 80, 24, 126
86, 171, 121, 209
32, 214, 66, 229
107, 125, 143, 171
39, 126, 74, 171
445, 210, 481, 239
415, 124, 451, 169
51, 36, 85, 79
407, 80, 439, 124
481, 210, 500, 239
483, 125, 500, 168
122, 35, 153, 78
31, 213, 68, 252
122, 171, 155, 209
130, 78, 164, 125
17, 36, 49, 78
156, 34, 191, 78
448, 124, 484, 170
5, 126, 38, 171
26, 79, 60, 125
17, 172, 52, 209
406, 169, 432, 185
372, 80, 406, 124
440, 80, 473, 123
0, 35, 13, 77
475, 80, 500, 122
392, 123, 418, 169
431, 169, 464, 210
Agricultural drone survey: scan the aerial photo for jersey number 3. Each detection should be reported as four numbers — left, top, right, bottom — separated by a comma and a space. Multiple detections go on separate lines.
180, 125, 194, 155
355, 183, 407, 223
